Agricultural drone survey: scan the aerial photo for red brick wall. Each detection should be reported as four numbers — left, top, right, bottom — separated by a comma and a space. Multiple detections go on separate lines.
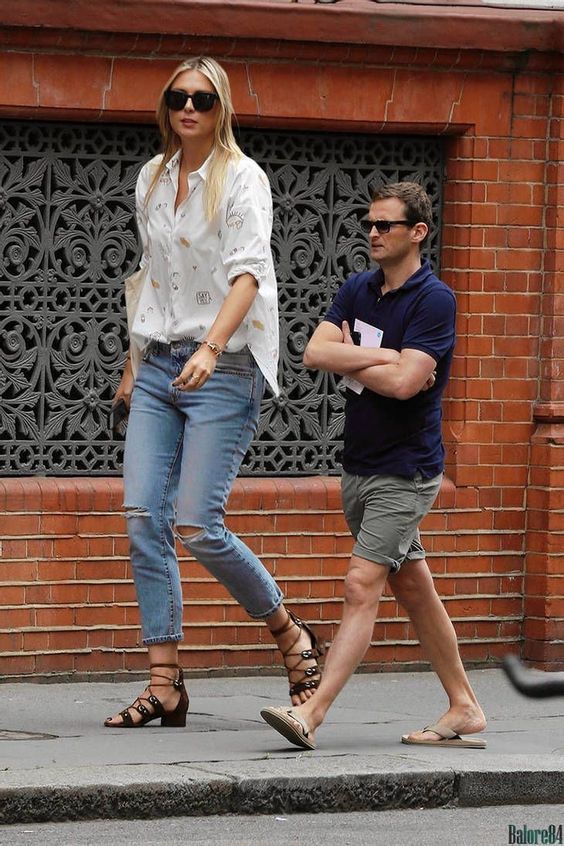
0, 476, 522, 680
522, 77, 564, 670
0, 6, 561, 678
0, 478, 349, 679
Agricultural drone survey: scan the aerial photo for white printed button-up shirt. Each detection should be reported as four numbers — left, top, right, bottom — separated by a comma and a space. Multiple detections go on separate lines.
130, 150, 279, 395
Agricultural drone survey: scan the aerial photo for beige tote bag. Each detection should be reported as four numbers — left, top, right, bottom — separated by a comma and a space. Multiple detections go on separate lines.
124, 265, 147, 379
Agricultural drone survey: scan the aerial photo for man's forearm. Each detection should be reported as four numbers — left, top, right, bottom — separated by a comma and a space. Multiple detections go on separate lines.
304, 341, 400, 375
349, 359, 434, 401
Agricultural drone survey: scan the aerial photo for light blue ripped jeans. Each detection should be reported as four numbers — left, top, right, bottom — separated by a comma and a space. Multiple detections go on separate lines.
123, 339, 283, 645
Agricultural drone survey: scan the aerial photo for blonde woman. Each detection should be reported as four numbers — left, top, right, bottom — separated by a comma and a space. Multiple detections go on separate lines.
105, 57, 323, 727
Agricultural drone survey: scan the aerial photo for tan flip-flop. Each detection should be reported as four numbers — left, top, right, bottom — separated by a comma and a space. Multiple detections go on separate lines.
260, 706, 316, 750
401, 722, 487, 749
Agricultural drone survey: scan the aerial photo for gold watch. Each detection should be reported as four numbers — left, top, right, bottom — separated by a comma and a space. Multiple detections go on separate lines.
201, 339, 223, 357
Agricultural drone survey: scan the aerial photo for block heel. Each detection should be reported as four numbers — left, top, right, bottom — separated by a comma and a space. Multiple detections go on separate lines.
104, 663, 189, 728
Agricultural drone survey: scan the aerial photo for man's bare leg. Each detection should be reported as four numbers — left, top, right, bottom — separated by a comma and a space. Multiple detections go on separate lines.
388, 558, 486, 741
276, 555, 389, 743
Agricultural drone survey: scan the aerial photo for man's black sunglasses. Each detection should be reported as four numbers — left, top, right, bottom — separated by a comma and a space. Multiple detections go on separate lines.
360, 218, 414, 235
164, 89, 219, 112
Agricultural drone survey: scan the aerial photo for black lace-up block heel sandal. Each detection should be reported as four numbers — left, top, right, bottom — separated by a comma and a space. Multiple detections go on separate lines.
104, 663, 189, 728
271, 611, 325, 699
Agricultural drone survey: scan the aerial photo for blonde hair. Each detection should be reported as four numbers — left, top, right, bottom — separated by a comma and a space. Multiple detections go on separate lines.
147, 56, 243, 220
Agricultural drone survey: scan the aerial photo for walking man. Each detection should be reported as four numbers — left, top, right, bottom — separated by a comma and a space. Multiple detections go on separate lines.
261, 182, 487, 750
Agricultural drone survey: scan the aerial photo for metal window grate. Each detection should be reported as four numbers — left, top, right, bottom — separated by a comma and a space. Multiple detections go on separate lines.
0, 120, 442, 475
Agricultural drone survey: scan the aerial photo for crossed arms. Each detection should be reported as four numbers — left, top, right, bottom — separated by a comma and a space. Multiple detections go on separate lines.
303, 320, 437, 401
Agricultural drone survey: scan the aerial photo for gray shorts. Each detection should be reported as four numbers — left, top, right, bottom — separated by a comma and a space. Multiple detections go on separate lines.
341, 471, 443, 574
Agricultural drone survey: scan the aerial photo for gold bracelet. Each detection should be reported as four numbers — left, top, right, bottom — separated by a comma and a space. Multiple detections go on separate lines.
201, 339, 223, 357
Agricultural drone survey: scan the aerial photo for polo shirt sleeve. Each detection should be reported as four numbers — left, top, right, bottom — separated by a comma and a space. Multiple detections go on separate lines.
324, 276, 356, 329
402, 287, 456, 361
220, 159, 274, 288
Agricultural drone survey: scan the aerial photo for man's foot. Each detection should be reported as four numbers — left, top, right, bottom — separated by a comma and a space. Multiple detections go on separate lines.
260, 705, 317, 750
402, 722, 486, 748
403, 703, 486, 744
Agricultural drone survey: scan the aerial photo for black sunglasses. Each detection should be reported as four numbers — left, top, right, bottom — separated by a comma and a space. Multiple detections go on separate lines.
360, 218, 414, 235
164, 89, 219, 113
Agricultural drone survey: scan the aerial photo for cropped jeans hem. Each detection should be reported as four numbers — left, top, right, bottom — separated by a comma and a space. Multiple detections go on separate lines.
247, 596, 284, 620
142, 633, 184, 646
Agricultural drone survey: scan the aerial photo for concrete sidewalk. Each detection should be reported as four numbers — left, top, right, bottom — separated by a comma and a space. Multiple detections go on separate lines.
0, 669, 562, 824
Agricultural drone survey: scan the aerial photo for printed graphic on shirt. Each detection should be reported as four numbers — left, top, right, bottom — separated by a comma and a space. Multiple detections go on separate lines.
226, 201, 245, 230
196, 291, 212, 306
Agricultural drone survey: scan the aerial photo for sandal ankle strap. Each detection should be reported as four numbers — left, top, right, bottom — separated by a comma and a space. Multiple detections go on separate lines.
149, 665, 185, 689
270, 611, 297, 639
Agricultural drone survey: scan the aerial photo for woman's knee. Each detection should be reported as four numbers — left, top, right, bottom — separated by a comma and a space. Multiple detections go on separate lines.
176, 523, 207, 552
176, 524, 202, 541
176, 522, 224, 558
124, 505, 155, 542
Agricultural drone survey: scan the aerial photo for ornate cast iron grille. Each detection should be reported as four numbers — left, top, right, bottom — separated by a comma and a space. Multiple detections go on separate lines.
0, 121, 442, 475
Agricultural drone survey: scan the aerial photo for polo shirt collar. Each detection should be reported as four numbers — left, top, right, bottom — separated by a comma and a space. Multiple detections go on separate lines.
369, 260, 433, 296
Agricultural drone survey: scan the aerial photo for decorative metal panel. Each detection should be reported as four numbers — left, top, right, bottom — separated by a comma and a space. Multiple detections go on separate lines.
0, 121, 442, 475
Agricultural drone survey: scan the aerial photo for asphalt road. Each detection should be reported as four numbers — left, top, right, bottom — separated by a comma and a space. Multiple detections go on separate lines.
2, 805, 563, 846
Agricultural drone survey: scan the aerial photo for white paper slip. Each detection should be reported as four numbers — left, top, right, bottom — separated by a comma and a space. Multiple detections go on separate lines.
353, 318, 383, 348
342, 319, 383, 395
342, 374, 364, 394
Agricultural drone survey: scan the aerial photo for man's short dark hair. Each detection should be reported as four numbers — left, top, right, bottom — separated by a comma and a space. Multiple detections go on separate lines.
371, 182, 433, 246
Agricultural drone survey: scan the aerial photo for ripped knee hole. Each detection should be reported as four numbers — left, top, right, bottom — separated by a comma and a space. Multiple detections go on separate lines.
176, 525, 204, 542
124, 506, 151, 518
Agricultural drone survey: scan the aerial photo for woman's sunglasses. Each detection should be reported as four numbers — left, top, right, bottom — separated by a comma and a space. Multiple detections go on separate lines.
360, 218, 414, 235
164, 89, 219, 113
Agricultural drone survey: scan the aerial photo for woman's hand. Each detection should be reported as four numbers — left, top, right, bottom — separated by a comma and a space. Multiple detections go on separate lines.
172, 345, 218, 391
114, 359, 135, 409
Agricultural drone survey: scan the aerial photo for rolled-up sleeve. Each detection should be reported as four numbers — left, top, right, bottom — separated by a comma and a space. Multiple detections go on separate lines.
220, 161, 273, 287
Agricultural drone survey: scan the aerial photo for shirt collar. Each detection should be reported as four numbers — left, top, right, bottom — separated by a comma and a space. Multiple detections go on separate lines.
165, 149, 212, 181
369, 260, 433, 296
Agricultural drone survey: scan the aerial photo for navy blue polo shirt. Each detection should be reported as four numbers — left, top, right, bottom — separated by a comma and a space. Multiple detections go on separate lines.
324, 261, 456, 478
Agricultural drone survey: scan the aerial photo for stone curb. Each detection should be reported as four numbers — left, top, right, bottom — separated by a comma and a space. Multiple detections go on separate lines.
1, 769, 562, 825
